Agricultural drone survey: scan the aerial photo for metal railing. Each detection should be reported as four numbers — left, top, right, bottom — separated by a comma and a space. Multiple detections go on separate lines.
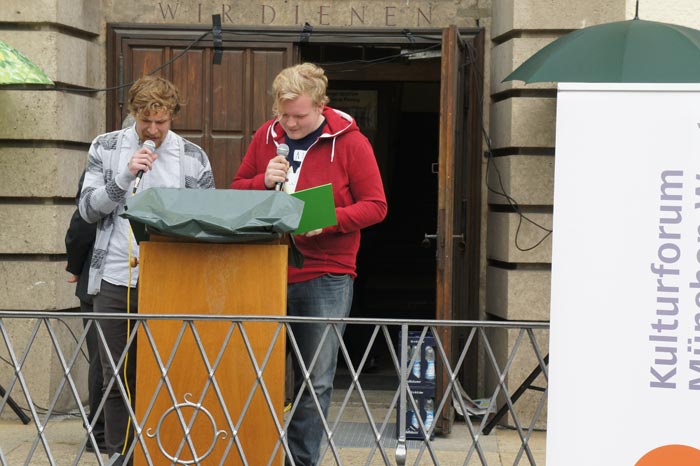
0, 311, 549, 466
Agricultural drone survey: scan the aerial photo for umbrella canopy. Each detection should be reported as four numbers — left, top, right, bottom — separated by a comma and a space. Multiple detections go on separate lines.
504, 18, 700, 83
0, 41, 53, 85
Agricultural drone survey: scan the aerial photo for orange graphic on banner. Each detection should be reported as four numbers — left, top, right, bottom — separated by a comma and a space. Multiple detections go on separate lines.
636, 445, 700, 466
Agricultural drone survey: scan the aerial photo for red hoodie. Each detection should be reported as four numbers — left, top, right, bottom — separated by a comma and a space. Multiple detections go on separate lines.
231, 106, 388, 283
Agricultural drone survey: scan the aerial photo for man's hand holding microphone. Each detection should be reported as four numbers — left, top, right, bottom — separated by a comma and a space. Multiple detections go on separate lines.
131, 140, 157, 194
263, 143, 322, 237
114, 140, 158, 195
264, 143, 290, 190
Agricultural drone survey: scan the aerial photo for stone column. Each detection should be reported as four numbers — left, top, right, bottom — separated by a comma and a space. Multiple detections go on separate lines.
0, 0, 104, 417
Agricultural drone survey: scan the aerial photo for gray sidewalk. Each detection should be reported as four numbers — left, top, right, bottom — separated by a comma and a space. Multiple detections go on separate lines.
1, 390, 546, 466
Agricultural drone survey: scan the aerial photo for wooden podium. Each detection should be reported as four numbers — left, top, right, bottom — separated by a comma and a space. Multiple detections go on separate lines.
133, 237, 287, 465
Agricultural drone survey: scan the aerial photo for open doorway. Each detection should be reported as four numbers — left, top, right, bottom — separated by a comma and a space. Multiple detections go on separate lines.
297, 45, 443, 388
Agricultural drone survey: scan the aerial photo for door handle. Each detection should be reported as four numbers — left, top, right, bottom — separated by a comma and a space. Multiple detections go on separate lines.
422, 233, 465, 248
421, 234, 438, 248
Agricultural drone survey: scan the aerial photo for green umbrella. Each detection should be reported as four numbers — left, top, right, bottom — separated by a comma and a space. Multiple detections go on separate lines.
504, 18, 700, 83
0, 41, 53, 85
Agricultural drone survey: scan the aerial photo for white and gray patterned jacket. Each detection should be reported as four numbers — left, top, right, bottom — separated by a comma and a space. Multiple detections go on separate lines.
79, 126, 215, 294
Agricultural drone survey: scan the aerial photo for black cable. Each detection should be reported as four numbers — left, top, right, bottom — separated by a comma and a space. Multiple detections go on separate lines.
218, 29, 441, 42
0, 316, 92, 417
26, 31, 211, 94
0, 354, 13, 367
17, 24, 440, 92
309, 34, 550, 252
318, 42, 441, 68
0, 355, 83, 418
465, 40, 552, 252
51, 317, 91, 364
0, 319, 88, 370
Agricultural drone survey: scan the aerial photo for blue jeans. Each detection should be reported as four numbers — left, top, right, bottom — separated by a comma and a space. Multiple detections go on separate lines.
286, 273, 353, 466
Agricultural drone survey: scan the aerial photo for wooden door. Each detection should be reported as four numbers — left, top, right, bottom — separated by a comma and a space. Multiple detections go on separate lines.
108, 26, 294, 188
435, 25, 483, 434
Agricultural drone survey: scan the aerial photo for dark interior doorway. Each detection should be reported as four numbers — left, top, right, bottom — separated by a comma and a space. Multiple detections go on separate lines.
353, 104, 439, 321
342, 105, 440, 389
297, 46, 443, 388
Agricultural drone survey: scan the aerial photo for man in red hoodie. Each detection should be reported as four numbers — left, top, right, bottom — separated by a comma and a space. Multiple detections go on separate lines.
231, 63, 387, 466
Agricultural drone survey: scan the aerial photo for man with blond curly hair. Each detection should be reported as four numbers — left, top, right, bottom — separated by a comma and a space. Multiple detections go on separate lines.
232, 63, 387, 466
79, 75, 214, 462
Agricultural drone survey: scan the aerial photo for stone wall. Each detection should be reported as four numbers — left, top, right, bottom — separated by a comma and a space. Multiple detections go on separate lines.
0, 0, 105, 415
487, 0, 627, 428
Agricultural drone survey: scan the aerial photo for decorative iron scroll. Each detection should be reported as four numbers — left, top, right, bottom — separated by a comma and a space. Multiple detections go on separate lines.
146, 393, 228, 465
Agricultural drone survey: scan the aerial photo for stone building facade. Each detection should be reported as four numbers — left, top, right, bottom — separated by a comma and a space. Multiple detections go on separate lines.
1, 0, 698, 428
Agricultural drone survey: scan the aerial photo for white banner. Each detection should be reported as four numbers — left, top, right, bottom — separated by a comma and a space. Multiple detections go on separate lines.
548, 83, 700, 466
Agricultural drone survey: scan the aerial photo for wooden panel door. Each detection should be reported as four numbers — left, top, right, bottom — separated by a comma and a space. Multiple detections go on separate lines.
110, 30, 293, 188
435, 25, 483, 434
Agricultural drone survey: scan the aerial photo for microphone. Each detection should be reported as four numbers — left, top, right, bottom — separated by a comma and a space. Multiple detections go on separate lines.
132, 139, 156, 195
274, 143, 290, 191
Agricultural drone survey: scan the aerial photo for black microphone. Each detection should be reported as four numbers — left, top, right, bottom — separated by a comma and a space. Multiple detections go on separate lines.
132, 139, 156, 195
274, 143, 290, 191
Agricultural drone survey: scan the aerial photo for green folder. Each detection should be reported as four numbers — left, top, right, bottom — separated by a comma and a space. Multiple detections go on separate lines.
290, 183, 337, 234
